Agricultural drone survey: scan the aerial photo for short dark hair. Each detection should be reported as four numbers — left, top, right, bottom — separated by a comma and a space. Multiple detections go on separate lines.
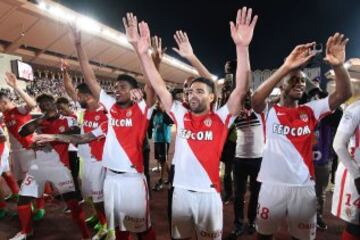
76, 83, 93, 95
117, 74, 138, 89
36, 94, 55, 103
191, 77, 216, 94
0, 92, 9, 101
56, 97, 70, 105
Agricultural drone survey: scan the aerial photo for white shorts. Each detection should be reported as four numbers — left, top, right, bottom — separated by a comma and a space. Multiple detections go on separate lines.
331, 162, 360, 225
171, 188, 223, 240
103, 170, 151, 233
19, 151, 75, 198
10, 149, 35, 180
0, 149, 10, 175
82, 159, 105, 203
257, 183, 317, 240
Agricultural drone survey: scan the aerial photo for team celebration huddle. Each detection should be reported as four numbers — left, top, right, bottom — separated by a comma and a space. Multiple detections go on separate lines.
0, 2, 359, 240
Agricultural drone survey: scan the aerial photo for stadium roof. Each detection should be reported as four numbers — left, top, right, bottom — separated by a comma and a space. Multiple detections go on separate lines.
0, 0, 210, 86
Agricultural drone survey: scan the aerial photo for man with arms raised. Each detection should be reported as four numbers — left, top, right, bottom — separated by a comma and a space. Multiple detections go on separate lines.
126, 7, 257, 239
251, 33, 352, 239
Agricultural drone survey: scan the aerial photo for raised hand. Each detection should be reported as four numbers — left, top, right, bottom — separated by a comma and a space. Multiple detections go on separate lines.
68, 22, 81, 45
60, 58, 69, 72
130, 88, 144, 102
5, 72, 18, 89
172, 31, 194, 58
230, 7, 258, 47
324, 33, 349, 67
151, 35, 166, 67
283, 43, 316, 70
123, 13, 151, 55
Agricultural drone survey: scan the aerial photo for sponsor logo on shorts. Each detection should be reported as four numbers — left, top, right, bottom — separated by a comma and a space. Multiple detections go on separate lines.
124, 216, 145, 223
58, 180, 73, 187
199, 230, 222, 238
297, 223, 316, 230
272, 124, 311, 137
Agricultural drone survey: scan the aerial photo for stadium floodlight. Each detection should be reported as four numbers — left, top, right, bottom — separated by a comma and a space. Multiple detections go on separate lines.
76, 16, 101, 34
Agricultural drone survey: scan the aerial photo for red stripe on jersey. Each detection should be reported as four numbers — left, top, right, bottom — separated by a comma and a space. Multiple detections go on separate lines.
109, 103, 148, 173
82, 107, 107, 161
273, 105, 318, 177
40, 116, 75, 166
260, 112, 266, 143
336, 168, 348, 217
183, 112, 229, 192
3, 107, 33, 149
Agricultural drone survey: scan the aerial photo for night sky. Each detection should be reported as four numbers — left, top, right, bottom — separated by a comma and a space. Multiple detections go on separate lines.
59, 0, 360, 78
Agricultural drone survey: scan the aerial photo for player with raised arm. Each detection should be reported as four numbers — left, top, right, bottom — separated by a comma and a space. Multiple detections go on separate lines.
61, 58, 109, 240
70, 23, 156, 240
127, 7, 257, 239
332, 99, 360, 240
251, 33, 352, 240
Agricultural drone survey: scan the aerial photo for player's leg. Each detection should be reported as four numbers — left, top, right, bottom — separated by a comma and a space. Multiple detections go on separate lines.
287, 186, 317, 240
194, 191, 223, 240
314, 164, 330, 230
171, 188, 193, 240
50, 163, 90, 239
247, 158, 262, 234
255, 183, 287, 239
10, 168, 44, 240
341, 222, 360, 240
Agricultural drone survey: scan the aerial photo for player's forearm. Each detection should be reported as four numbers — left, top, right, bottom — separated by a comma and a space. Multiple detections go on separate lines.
13, 86, 37, 109
333, 131, 360, 179
328, 64, 352, 110
18, 118, 43, 137
74, 43, 101, 100
252, 64, 289, 113
227, 46, 251, 115
138, 53, 172, 111
53, 132, 96, 144
63, 70, 77, 101
186, 54, 213, 80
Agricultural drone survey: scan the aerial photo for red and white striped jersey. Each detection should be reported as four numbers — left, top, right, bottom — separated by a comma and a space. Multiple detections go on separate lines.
38, 115, 78, 166
3, 105, 33, 150
169, 101, 233, 193
78, 105, 108, 161
92, 90, 152, 173
257, 97, 331, 186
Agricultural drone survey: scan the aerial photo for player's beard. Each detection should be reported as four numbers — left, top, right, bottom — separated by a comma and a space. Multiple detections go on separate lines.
79, 101, 88, 109
190, 98, 207, 114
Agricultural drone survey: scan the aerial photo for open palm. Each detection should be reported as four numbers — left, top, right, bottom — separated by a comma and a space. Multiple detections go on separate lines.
324, 33, 348, 66
283, 43, 315, 70
123, 13, 151, 55
5, 72, 17, 88
230, 7, 258, 47
173, 31, 193, 58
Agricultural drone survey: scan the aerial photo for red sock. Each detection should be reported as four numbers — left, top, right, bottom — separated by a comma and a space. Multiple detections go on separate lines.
3, 173, 19, 194
35, 197, 45, 210
115, 228, 130, 240
0, 201, 6, 209
66, 199, 90, 238
342, 230, 359, 240
44, 182, 53, 194
138, 228, 156, 240
17, 204, 32, 234
95, 207, 107, 225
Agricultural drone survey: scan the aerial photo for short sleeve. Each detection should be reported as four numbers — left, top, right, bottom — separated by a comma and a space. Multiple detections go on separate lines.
169, 101, 187, 125
17, 105, 31, 115
91, 122, 108, 138
336, 106, 360, 136
99, 89, 116, 111
304, 97, 331, 121
216, 104, 234, 128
